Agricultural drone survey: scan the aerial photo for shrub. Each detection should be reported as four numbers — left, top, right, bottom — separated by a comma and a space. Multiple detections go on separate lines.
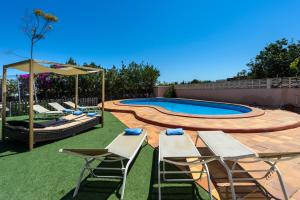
163, 86, 176, 98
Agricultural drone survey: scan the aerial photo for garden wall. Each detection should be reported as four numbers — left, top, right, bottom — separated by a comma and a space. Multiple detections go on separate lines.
153, 86, 171, 97
154, 86, 300, 107
154, 77, 300, 107
174, 88, 300, 107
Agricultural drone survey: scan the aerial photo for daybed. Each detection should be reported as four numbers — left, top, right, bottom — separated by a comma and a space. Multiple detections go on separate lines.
4, 114, 101, 143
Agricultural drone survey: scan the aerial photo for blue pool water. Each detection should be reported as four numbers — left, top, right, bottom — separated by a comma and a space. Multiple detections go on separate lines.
121, 98, 251, 115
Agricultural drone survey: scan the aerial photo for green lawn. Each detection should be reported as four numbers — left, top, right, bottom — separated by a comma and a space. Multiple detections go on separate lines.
0, 112, 209, 200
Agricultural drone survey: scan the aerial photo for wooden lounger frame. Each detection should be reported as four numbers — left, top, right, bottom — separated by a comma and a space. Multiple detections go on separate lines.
5, 116, 101, 143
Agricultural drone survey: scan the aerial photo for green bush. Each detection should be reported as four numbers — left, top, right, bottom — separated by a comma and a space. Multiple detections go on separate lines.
163, 86, 176, 98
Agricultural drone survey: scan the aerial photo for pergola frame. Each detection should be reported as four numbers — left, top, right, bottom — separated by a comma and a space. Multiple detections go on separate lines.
1, 59, 105, 151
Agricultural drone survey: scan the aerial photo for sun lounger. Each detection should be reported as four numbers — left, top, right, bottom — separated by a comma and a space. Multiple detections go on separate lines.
197, 130, 300, 200
59, 129, 147, 199
0, 104, 9, 111
48, 102, 74, 113
63, 101, 99, 112
158, 130, 217, 200
33, 104, 63, 118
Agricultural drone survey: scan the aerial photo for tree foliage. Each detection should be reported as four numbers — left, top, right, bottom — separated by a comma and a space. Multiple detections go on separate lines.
105, 62, 160, 99
290, 57, 300, 75
23, 9, 58, 58
246, 38, 300, 78
16, 58, 160, 101
163, 85, 176, 98
229, 69, 249, 80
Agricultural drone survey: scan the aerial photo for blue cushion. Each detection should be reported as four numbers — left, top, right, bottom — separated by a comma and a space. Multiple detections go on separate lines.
73, 110, 83, 115
63, 109, 73, 113
166, 128, 184, 135
87, 112, 97, 117
124, 128, 142, 135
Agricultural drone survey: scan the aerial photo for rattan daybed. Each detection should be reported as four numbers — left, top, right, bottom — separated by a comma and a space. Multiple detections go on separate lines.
4, 114, 101, 143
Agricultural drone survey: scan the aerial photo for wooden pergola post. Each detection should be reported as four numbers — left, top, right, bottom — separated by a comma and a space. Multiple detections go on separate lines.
2, 66, 7, 140
101, 70, 105, 127
75, 74, 78, 110
29, 59, 34, 150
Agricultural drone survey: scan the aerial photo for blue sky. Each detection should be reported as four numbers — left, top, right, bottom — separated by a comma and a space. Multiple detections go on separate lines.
0, 0, 299, 82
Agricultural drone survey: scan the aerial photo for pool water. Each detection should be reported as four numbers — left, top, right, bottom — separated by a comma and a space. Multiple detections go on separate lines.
121, 98, 251, 115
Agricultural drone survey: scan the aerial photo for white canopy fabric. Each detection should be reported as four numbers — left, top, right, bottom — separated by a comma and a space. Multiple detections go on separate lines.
5, 59, 100, 75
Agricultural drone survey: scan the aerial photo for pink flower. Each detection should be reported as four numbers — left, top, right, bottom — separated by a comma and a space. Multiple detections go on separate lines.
20, 74, 30, 79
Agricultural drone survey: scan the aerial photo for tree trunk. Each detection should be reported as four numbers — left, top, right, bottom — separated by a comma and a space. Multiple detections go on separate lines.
30, 39, 34, 60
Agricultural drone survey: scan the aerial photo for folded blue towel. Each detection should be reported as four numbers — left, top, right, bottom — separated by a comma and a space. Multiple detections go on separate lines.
73, 110, 83, 115
87, 112, 97, 117
63, 109, 73, 113
124, 128, 142, 135
166, 128, 184, 135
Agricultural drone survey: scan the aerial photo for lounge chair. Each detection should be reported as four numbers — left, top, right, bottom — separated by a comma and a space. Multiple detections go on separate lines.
64, 101, 99, 112
33, 104, 63, 118
158, 130, 217, 200
0, 104, 9, 111
197, 130, 300, 200
59, 129, 147, 199
48, 102, 74, 113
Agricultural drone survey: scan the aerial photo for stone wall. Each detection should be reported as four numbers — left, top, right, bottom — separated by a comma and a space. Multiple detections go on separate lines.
153, 86, 171, 97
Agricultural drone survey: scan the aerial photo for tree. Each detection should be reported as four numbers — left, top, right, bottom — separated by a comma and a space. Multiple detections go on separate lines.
23, 9, 58, 59
190, 79, 201, 84
247, 38, 300, 78
290, 57, 300, 76
66, 57, 77, 65
230, 69, 249, 80
16, 59, 161, 100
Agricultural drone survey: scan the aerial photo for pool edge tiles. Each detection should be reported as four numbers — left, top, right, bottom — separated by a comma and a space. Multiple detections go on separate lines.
117, 98, 265, 119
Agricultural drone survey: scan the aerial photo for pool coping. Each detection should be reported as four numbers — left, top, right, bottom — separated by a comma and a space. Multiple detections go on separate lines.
103, 99, 300, 133
113, 97, 265, 119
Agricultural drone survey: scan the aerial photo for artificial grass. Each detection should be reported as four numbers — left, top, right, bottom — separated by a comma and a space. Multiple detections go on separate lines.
0, 112, 210, 200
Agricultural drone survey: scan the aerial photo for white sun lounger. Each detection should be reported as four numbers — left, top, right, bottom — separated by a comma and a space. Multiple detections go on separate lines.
59, 129, 147, 199
197, 130, 300, 200
48, 102, 74, 113
33, 104, 63, 118
0, 104, 9, 111
64, 101, 99, 112
158, 130, 218, 200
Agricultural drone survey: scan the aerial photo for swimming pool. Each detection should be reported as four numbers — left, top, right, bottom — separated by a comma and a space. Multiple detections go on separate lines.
121, 98, 252, 115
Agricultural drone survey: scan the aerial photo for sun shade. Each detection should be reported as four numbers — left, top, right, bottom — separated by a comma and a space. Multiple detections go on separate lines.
5, 59, 97, 75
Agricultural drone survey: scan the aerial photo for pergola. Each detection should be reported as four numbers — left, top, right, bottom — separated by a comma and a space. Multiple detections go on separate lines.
1, 59, 105, 150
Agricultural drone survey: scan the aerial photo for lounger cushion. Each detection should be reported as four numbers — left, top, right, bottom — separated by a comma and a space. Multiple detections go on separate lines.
73, 110, 83, 115
87, 112, 97, 117
63, 109, 73, 113
124, 128, 142, 135
166, 128, 184, 135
